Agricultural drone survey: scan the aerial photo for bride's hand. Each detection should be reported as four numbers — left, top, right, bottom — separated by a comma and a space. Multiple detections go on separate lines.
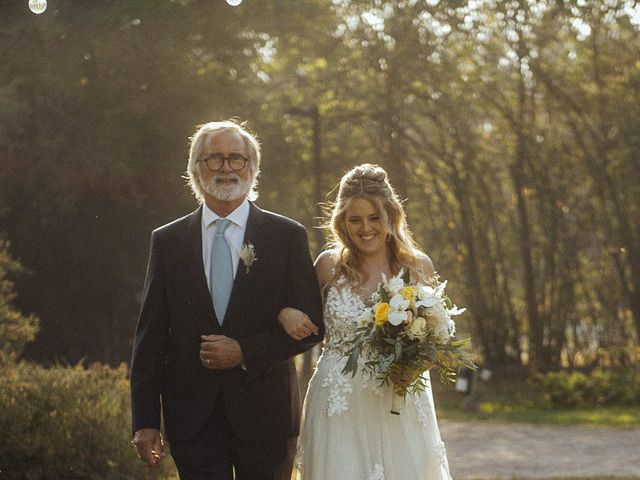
278, 307, 319, 340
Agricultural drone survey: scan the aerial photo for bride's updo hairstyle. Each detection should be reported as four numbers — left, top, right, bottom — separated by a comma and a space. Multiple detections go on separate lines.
326, 163, 423, 288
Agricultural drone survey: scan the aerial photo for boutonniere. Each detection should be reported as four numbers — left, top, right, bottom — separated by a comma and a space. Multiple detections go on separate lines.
239, 242, 257, 273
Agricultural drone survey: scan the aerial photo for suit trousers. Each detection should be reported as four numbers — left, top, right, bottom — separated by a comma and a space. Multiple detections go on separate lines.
170, 393, 296, 480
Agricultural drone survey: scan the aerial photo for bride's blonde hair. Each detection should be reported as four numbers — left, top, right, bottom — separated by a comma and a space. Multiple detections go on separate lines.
324, 163, 425, 290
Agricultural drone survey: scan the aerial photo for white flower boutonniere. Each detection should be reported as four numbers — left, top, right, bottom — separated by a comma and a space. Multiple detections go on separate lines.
239, 243, 257, 273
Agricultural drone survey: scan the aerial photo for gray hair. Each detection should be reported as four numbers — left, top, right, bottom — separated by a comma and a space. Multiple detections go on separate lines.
186, 120, 261, 203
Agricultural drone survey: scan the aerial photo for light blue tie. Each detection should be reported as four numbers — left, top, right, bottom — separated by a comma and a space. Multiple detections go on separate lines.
211, 219, 233, 323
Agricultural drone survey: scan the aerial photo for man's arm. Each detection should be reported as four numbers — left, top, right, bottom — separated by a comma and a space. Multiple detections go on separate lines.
237, 224, 324, 376
130, 230, 170, 435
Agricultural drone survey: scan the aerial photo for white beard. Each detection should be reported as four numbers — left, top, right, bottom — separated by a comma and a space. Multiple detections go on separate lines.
200, 173, 251, 202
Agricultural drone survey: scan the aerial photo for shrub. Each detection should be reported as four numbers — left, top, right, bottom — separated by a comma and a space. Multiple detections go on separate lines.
530, 368, 640, 407
0, 361, 176, 479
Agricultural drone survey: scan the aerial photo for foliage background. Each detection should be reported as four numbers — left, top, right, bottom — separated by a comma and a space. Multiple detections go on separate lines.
2, 0, 638, 371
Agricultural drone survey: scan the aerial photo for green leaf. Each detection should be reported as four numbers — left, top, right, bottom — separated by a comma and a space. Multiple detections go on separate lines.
449, 338, 472, 348
341, 335, 365, 377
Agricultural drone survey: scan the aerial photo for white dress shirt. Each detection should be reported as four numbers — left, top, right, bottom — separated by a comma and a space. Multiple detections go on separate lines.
202, 200, 250, 293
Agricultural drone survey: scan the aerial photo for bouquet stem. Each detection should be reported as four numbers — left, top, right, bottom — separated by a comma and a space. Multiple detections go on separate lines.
390, 385, 406, 415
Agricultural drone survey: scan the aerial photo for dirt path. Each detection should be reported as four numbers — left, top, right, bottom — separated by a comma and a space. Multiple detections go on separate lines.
440, 421, 640, 479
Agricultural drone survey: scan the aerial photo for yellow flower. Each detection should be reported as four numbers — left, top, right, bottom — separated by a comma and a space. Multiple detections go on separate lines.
374, 302, 390, 326
401, 286, 416, 301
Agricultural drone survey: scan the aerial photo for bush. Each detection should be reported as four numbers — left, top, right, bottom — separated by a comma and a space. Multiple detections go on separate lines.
530, 368, 640, 407
0, 361, 176, 479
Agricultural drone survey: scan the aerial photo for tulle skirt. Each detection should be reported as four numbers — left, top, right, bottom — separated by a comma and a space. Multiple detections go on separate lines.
295, 350, 453, 480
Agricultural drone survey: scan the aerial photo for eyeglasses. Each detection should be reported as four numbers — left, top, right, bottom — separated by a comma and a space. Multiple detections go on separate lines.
197, 153, 249, 172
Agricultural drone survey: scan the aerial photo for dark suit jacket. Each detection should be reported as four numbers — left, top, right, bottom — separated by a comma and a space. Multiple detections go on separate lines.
130, 203, 324, 443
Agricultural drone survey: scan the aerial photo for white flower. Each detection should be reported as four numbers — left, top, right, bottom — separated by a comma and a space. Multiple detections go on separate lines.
416, 298, 438, 309
416, 285, 438, 308
448, 305, 467, 316
389, 293, 410, 311
386, 274, 405, 295
386, 293, 410, 326
239, 243, 257, 273
388, 310, 408, 326
434, 279, 448, 297
417, 285, 436, 300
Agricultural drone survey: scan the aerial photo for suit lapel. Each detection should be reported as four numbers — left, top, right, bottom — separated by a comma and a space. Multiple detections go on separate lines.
223, 203, 266, 326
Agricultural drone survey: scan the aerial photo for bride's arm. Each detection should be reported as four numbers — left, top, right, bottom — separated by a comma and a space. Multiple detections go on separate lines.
277, 307, 318, 340
277, 250, 336, 340
313, 249, 336, 290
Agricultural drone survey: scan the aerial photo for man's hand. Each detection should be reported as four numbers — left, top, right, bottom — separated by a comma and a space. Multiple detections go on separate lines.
200, 335, 244, 369
132, 428, 164, 468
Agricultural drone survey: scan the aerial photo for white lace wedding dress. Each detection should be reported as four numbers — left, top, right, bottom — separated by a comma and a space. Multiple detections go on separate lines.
296, 276, 453, 480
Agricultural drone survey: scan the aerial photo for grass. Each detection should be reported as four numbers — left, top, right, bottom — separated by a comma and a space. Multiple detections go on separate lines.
437, 401, 640, 426
472, 478, 640, 480
431, 378, 640, 427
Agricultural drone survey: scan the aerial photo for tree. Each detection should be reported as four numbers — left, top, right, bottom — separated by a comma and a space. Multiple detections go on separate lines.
0, 240, 39, 365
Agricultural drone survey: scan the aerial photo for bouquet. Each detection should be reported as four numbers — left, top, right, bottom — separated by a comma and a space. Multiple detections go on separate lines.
341, 269, 476, 414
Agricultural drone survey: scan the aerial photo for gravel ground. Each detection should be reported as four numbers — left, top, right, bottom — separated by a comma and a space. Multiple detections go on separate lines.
440, 421, 640, 479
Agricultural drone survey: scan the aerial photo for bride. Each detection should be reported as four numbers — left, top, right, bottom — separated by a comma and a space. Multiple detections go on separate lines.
278, 164, 453, 479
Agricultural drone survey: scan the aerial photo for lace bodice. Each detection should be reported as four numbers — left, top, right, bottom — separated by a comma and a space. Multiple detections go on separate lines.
322, 275, 372, 355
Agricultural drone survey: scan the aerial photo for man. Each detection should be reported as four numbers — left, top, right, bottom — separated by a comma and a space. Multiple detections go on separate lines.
130, 120, 324, 480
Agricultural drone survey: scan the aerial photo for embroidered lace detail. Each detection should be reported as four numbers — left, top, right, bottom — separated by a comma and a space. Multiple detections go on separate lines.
368, 463, 385, 480
322, 276, 367, 356
321, 360, 353, 416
